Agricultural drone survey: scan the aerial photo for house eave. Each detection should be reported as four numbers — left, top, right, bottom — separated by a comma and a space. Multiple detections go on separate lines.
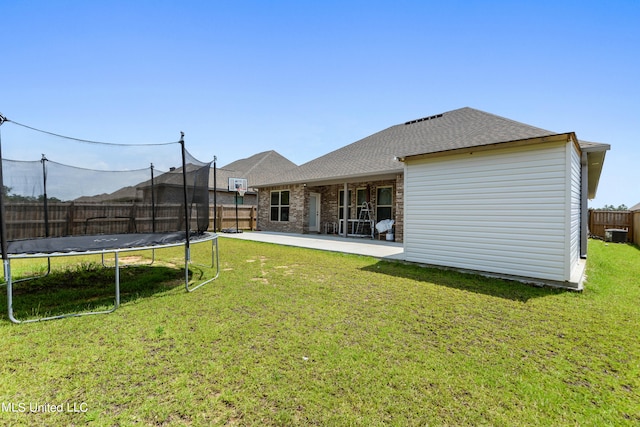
394, 132, 610, 200
253, 168, 404, 188
396, 133, 575, 162
585, 149, 608, 199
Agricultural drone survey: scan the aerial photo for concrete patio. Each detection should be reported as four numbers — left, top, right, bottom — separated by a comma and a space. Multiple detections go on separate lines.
219, 231, 404, 260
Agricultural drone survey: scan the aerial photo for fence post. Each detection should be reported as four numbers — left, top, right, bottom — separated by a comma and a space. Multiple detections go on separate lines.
211, 204, 256, 231
251, 206, 257, 230
66, 202, 75, 236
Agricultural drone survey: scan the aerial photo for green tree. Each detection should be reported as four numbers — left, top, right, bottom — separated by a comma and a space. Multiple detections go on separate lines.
600, 204, 629, 211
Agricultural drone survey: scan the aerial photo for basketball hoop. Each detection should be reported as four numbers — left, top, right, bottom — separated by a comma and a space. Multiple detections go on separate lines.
227, 177, 248, 234
229, 177, 248, 196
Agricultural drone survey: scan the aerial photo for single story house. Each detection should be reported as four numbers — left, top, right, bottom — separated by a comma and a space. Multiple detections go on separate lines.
253, 107, 609, 289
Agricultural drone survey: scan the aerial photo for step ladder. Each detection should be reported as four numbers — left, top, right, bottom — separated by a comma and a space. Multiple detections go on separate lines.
355, 202, 374, 238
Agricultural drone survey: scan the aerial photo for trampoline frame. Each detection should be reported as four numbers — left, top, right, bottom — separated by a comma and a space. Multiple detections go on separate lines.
3, 232, 219, 323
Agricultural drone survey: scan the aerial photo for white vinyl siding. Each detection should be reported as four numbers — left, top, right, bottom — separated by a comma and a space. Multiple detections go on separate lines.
568, 142, 582, 277
404, 142, 571, 282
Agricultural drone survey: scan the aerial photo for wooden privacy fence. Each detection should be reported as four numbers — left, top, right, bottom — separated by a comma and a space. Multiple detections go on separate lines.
4, 202, 256, 240
588, 210, 634, 243
5, 202, 187, 240
210, 205, 257, 231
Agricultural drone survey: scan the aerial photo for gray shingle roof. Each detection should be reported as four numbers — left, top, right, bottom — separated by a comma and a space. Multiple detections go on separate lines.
578, 139, 610, 152
395, 107, 559, 157
213, 150, 297, 190
258, 107, 556, 185
257, 107, 561, 186
254, 107, 609, 186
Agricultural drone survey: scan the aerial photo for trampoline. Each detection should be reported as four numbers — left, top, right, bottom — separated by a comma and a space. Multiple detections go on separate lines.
8, 231, 200, 254
0, 115, 220, 323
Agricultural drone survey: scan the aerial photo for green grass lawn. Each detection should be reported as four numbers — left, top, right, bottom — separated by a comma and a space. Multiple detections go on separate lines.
0, 238, 638, 426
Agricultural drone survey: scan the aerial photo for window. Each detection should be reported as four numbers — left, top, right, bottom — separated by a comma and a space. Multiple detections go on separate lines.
376, 186, 393, 220
270, 190, 290, 221
338, 190, 352, 219
356, 188, 368, 218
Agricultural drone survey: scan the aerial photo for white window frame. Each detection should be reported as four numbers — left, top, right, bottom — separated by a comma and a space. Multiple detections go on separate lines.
376, 186, 393, 221
270, 190, 290, 222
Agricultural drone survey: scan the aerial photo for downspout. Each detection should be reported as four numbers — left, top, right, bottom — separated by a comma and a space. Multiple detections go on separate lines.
581, 152, 588, 258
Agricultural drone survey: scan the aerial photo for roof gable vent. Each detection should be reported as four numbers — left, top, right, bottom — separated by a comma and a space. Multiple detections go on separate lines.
404, 114, 443, 125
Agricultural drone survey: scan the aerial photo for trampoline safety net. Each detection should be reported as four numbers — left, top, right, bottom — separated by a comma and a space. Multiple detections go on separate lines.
0, 119, 212, 248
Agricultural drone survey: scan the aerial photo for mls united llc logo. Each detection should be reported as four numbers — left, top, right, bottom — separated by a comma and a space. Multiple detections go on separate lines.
2, 401, 88, 413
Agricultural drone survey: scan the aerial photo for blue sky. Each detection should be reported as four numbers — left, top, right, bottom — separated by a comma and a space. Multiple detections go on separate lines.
2, 0, 638, 208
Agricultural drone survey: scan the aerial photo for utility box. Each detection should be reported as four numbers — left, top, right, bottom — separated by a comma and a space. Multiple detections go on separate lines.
605, 229, 628, 243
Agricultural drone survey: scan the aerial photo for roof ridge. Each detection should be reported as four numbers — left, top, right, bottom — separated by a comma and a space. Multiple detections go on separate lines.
463, 107, 555, 134
243, 150, 275, 175
221, 150, 275, 172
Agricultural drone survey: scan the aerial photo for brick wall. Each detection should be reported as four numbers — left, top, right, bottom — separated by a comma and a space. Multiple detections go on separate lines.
257, 184, 305, 233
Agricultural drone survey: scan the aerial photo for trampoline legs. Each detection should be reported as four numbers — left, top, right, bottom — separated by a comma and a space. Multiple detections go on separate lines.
185, 234, 219, 292
3, 259, 8, 283
4, 234, 218, 323
5, 260, 18, 324
101, 248, 156, 268
1, 257, 51, 285
114, 252, 120, 309
5, 256, 121, 324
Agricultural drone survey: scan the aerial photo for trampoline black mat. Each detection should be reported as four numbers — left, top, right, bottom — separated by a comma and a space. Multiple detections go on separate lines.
6, 231, 198, 255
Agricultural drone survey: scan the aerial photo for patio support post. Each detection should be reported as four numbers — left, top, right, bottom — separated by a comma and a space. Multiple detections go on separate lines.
342, 182, 348, 238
